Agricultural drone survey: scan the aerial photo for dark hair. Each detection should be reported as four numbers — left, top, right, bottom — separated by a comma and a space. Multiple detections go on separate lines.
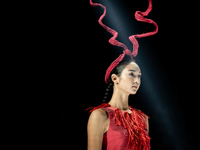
103, 55, 136, 103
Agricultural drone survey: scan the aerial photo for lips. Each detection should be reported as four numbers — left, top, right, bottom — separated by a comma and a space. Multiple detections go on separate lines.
133, 86, 138, 89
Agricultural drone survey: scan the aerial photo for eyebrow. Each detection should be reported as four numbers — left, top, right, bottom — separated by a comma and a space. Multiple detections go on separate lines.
128, 70, 141, 73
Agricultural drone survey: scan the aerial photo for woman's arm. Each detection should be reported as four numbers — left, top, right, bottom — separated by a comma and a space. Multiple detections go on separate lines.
87, 109, 108, 150
145, 116, 149, 133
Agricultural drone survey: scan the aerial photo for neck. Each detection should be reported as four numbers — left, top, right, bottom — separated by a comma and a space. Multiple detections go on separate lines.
108, 87, 130, 111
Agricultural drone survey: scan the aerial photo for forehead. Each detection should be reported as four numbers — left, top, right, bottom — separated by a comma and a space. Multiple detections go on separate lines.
124, 62, 141, 73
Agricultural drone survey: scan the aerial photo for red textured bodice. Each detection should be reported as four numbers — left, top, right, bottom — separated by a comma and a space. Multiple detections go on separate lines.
87, 103, 151, 150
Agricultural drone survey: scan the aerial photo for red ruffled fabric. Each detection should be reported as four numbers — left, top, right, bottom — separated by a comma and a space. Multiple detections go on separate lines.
87, 103, 151, 150
86, 103, 110, 114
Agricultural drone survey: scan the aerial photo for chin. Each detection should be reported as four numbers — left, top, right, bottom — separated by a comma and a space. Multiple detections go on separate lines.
130, 90, 138, 95
131, 92, 137, 95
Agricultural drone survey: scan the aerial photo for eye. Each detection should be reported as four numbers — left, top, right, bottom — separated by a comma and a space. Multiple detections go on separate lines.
129, 73, 135, 77
138, 75, 141, 78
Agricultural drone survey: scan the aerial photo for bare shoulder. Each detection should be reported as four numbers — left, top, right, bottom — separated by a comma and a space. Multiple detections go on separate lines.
87, 108, 109, 147
87, 108, 109, 134
142, 114, 149, 133
87, 108, 108, 150
88, 108, 108, 123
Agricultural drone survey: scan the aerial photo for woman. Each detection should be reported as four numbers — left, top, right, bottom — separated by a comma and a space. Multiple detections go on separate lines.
87, 0, 158, 149
87, 56, 150, 150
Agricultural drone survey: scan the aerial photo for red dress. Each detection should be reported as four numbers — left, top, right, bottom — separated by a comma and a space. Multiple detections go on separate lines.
87, 103, 151, 150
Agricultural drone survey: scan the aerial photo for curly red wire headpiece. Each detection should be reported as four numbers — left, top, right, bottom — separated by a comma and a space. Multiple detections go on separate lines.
89, 0, 158, 83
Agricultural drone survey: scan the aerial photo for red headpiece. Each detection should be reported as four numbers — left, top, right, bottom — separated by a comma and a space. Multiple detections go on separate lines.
89, 0, 158, 83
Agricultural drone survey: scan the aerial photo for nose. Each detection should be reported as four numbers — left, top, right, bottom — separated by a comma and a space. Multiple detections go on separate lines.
134, 77, 140, 85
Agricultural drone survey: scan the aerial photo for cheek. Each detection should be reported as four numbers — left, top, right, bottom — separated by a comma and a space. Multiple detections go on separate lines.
120, 75, 131, 84
119, 76, 133, 88
118, 77, 140, 94
138, 79, 141, 85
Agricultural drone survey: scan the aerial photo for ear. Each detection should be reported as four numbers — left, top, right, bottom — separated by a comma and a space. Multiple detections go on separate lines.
111, 74, 119, 84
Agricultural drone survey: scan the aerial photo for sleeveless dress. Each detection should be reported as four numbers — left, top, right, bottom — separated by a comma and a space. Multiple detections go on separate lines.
87, 103, 151, 150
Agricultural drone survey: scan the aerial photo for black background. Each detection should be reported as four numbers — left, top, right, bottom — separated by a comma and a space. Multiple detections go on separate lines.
37, 0, 199, 149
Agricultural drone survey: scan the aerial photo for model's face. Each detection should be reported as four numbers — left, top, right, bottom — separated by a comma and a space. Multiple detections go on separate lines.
115, 62, 141, 95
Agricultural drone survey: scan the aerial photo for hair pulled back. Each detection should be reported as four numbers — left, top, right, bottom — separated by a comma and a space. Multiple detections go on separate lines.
103, 55, 136, 103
